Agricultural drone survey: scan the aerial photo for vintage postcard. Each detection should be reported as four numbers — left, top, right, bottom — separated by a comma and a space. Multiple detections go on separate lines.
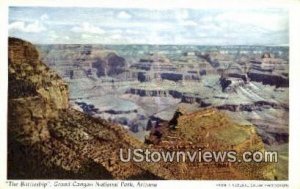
1, 0, 300, 188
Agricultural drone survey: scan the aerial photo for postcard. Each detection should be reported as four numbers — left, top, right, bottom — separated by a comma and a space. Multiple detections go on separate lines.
1, 0, 300, 188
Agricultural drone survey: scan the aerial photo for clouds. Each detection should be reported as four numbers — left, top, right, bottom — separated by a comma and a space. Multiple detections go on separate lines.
214, 11, 288, 32
71, 22, 106, 34
180, 20, 198, 27
40, 14, 49, 21
8, 7, 288, 45
8, 12, 49, 34
9, 20, 46, 33
175, 9, 189, 20
117, 11, 132, 19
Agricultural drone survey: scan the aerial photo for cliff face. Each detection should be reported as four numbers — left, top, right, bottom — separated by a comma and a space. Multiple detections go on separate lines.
37, 44, 126, 79
8, 38, 157, 179
9, 39, 69, 108
8, 38, 69, 145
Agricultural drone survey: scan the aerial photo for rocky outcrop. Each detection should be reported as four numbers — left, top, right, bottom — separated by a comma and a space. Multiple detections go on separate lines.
220, 77, 232, 92
197, 53, 220, 68
92, 58, 106, 77
146, 108, 276, 179
131, 62, 152, 71
217, 100, 287, 112
8, 38, 164, 179
8, 38, 69, 145
126, 88, 210, 106
137, 72, 147, 82
247, 71, 288, 88
37, 44, 126, 79
247, 58, 289, 88
92, 52, 126, 77
160, 72, 183, 82
106, 52, 126, 75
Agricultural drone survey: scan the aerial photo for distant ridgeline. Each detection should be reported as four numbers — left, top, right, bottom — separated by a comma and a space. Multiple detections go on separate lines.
37, 43, 288, 87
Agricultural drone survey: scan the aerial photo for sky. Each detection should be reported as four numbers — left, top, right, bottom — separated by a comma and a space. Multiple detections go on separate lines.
8, 7, 289, 45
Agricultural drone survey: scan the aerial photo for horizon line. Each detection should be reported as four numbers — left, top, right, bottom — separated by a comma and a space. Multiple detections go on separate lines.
33, 43, 290, 47
9, 36, 289, 47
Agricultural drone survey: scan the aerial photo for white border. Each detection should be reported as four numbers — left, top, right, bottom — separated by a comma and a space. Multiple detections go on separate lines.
6, 0, 298, 9
1, 0, 300, 189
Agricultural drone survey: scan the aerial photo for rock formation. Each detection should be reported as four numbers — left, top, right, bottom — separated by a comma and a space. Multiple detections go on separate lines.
92, 52, 126, 77
8, 38, 161, 179
146, 108, 276, 179
8, 38, 279, 180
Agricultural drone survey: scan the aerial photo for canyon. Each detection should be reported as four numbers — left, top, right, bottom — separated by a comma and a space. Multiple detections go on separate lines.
7, 38, 288, 179
37, 43, 288, 148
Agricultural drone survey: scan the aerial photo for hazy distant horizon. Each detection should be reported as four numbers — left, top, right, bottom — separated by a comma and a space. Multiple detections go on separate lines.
31, 41, 289, 47
34, 43, 290, 47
